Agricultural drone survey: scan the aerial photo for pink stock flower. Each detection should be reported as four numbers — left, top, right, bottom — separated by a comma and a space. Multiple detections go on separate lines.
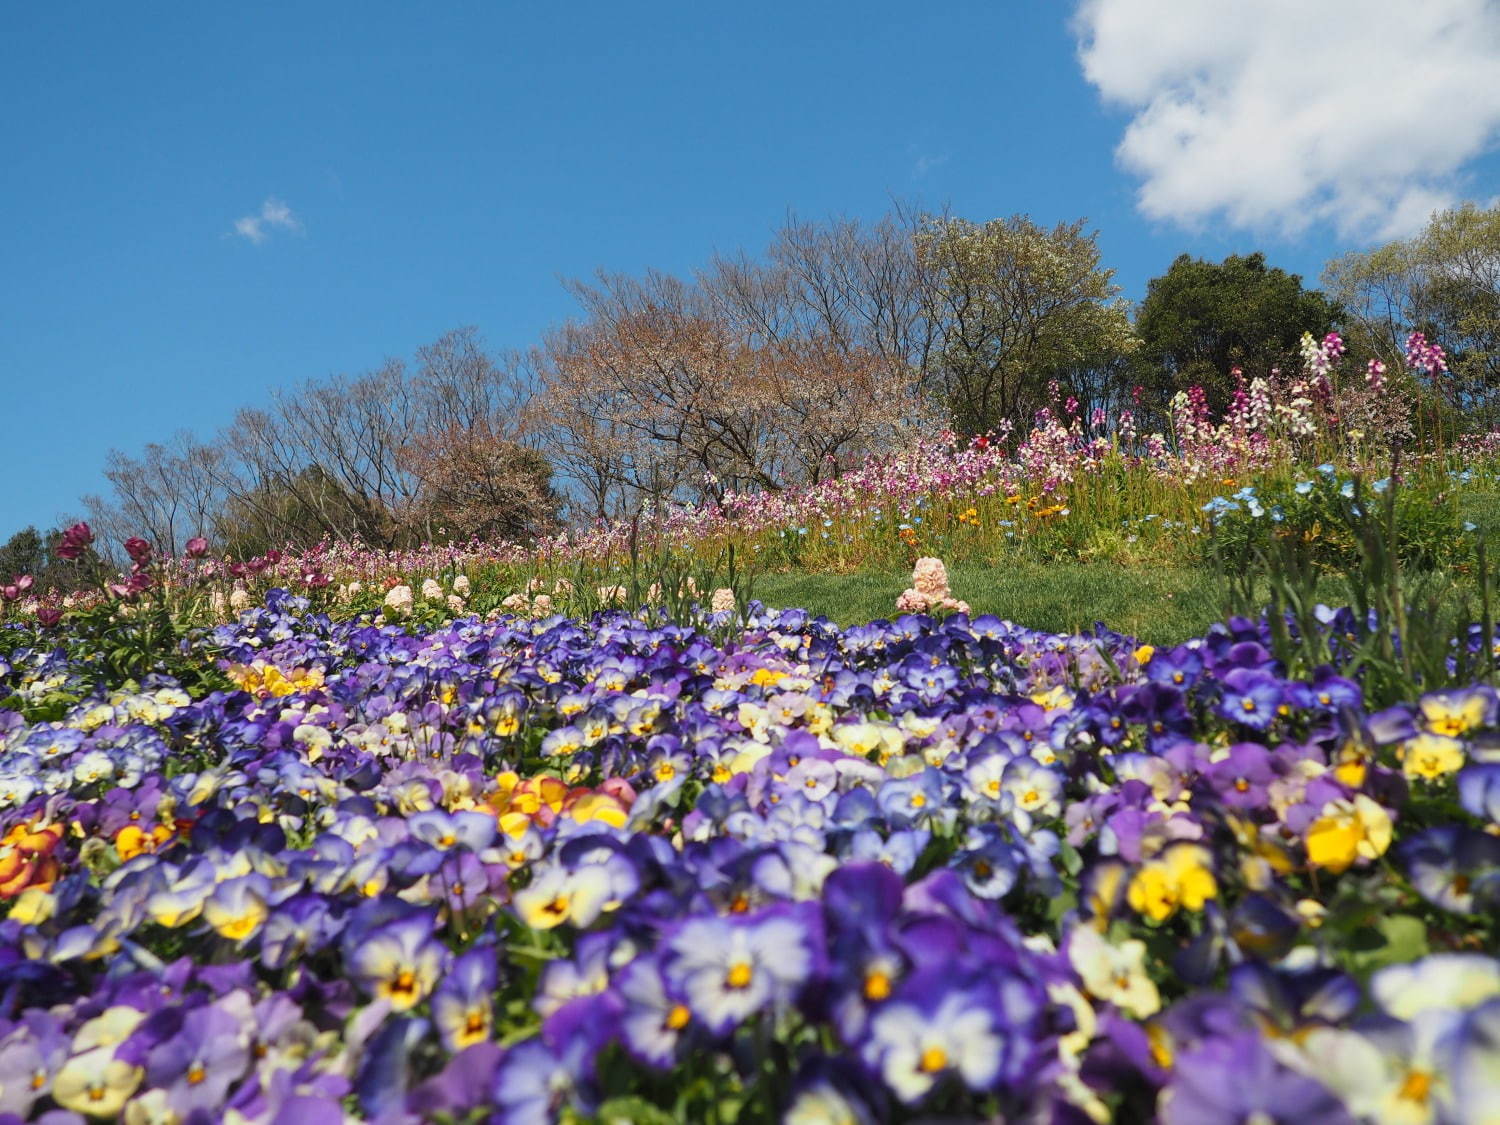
185, 537, 209, 558
1405, 332, 1448, 377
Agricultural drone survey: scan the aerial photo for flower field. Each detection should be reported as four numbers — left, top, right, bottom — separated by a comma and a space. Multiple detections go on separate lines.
2, 586, 1498, 1123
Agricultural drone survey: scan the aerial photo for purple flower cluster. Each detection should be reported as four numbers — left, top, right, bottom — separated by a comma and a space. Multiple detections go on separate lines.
0, 593, 1496, 1121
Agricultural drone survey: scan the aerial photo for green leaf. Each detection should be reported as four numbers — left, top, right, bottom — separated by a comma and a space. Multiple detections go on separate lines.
594, 1096, 679, 1125
1345, 914, 1430, 974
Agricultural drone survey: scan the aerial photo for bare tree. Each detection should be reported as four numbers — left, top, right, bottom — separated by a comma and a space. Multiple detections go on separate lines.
83, 432, 225, 558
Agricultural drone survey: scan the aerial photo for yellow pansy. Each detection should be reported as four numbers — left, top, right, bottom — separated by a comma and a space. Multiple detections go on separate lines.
1398, 734, 1465, 781
1127, 844, 1217, 922
1305, 795, 1392, 873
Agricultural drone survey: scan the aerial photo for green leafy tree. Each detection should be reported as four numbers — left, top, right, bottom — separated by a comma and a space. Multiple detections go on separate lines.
1325, 202, 1500, 423
915, 214, 1136, 434
215, 465, 389, 559
1135, 252, 1343, 415
0, 525, 100, 594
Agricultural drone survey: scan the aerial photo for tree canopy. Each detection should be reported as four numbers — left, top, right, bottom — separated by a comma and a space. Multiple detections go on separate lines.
1135, 252, 1343, 414
1324, 202, 1500, 421
917, 214, 1136, 434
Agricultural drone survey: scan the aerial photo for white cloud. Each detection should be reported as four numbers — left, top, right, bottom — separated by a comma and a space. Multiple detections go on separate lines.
231, 197, 303, 244
1073, 0, 1500, 239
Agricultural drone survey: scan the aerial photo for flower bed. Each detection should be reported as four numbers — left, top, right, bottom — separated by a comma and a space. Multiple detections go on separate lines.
0, 594, 1496, 1121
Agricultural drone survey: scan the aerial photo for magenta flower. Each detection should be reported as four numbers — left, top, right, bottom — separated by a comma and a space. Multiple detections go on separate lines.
54, 521, 93, 560
185, 536, 209, 558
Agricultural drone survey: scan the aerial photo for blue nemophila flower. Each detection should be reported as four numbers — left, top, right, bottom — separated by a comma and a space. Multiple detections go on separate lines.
663, 906, 822, 1035
1201, 497, 1241, 515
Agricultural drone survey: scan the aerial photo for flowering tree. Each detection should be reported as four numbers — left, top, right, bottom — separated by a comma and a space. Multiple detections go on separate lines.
915, 213, 1137, 435
1325, 201, 1500, 422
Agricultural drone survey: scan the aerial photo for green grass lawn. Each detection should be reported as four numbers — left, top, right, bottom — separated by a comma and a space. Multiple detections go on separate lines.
752, 561, 1231, 643
745, 487, 1500, 644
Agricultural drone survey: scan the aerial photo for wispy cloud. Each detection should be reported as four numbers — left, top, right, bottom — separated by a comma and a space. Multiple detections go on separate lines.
1073, 0, 1500, 239
231, 197, 303, 244
912, 151, 950, 179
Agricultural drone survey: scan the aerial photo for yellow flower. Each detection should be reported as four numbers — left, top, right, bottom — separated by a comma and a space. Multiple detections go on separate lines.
1126, 844, 1217, 922
1418, 691, 1492, 738
1398, 734, 1465, 781
1305, 795, 1392, 873
1068, 926, 1161, 1018
52, 1047, 143, 1118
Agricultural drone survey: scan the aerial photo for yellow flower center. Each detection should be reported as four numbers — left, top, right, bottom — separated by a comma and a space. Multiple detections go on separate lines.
665, 1004, 691, 1030
1398, 1069, 1433, 1104
919, 1045, 949, 1073
864, 969, 892, 1001
391, 970, 417, 998
725, 961, 753, 990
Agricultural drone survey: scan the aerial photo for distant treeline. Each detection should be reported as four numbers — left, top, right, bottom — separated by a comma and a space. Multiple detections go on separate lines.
14, 201, 1498, 568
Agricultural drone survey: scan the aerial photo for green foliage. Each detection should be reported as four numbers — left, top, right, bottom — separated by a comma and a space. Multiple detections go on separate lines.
48, 599, 230, 698
0, 525, 102, 594
1208, 472, 1463, 574
754, 560, 1226, 643
1135, 252, 1343, 414
1213, 468, 1496, 708
915, 213, 1137, 434
218, 464, 389, 559
1325, 201, 1500, 425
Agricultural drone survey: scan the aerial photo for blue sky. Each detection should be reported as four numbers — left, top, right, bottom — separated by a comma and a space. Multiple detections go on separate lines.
3, 1, 1498, 539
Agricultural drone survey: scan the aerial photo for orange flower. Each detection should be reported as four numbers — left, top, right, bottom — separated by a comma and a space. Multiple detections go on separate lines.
115, 823, 174, 861
0, 824, 62, 899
